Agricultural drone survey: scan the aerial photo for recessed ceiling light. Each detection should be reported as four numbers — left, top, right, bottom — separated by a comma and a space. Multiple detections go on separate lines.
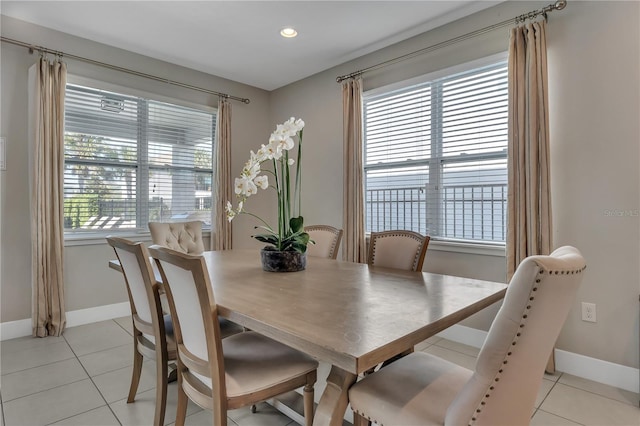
280, 27, 298, 38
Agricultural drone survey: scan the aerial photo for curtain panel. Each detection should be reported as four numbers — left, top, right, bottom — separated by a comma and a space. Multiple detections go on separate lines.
342, 78, 367, 263
29, 58, 67, 337
507, 21, 553, 280
212, 97, 232, 250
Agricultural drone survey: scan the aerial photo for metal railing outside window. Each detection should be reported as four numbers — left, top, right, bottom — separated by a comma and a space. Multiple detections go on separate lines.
364, 55, 508, 244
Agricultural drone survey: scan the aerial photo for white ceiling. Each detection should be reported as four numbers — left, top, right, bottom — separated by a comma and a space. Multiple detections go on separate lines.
1, 1, 500, 91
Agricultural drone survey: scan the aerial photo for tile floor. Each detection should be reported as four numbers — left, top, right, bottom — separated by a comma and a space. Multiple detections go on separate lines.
1, 318, 638, 426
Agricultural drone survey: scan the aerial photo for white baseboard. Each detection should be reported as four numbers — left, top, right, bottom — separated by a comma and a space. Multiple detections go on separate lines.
1, 307, 637, 394
554, 349, 639, 395
0, 302, 130, 341
437, 324, 639, 394
65, 302, 131, 327
0, 318, 32, 340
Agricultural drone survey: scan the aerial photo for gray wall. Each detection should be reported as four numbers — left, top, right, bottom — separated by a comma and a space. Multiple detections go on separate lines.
1, 1, 638, 370
268, 1, 639, 368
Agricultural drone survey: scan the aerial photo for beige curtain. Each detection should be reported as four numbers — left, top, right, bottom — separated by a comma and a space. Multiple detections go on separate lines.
507, 21, 555, 374
342, 78, 367, 263
507, 21, 552, 280
30, 57, 67, 337
211, 97, 232, 250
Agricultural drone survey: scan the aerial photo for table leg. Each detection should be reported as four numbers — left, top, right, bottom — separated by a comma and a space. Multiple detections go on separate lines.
313, 366, 357, 426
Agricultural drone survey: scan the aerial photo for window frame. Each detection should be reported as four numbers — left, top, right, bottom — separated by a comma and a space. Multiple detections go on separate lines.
363, 52, 509, 253
63, 75, 217, 245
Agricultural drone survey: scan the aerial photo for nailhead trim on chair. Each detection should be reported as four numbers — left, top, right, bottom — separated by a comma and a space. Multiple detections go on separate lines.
353, 410, 384, 426
371, 231, 425, 271
468, 264, 586, 425
305, 225, 342, 259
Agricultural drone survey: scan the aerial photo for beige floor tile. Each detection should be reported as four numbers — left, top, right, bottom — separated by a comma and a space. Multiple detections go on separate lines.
544, 368, 563, 383
1, 358, 88, 402
110, 381, 202, 425
422, 345, 477, 370
92, 361, 159, 403
2, 379, 104, 426
114, 316, 134, 336
228, 401, 293, 426
434, 339, 481, 357
540, 383, 640, 425
531, 409, 583, 425
0, 340, 75, 375
0, 334, 66, 355
51, 406, 120, 425
63, 320, 133, 356
1, 400, 5, 426
535, 379, 556, 408
558, 373, 639, 406
180, 409, 239, 426
78, 343, 134, 377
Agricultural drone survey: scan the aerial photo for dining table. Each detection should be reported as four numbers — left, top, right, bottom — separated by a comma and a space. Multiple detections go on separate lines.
109, 248, 507, 426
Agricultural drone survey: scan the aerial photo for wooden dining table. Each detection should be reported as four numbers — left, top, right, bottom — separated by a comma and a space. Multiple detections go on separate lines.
110, 248, 507, 426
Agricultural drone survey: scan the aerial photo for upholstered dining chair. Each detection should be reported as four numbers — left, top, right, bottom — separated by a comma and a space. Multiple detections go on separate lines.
348, 246, 586, 426
148, 245, 319, 426
106, 236, 177, 426
367, 230, 430, 272
149, 220, 244, 339
365, 230, 430, 371
305, 224, 343, 259
149, 221, 205, 254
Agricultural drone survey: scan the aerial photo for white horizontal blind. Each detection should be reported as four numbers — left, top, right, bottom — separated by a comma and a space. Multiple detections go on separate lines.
64, 83, 215, 234
364, 60, 508, 243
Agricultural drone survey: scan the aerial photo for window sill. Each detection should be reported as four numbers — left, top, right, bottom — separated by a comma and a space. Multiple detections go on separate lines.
427, 240, 505, 257
364, 234, 505, 257
64, 230, 212, 247
64, 231, 153, 247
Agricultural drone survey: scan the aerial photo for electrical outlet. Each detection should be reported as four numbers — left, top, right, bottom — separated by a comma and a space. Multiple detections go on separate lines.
581, 302, 596, 322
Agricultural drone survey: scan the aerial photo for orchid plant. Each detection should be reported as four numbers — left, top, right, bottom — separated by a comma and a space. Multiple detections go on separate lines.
226, 117, 310, 253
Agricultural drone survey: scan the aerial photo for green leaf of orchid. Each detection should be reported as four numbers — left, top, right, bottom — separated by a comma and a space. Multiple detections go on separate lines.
290, 216, 304, 233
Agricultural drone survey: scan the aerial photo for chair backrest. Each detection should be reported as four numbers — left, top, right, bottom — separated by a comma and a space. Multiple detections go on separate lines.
305, 225, 343, 259
367, 230, 429, 271
149, 221, 205, 254
445, 246, 586, 426
148, 245, 226, 404
106, 236, 162, 340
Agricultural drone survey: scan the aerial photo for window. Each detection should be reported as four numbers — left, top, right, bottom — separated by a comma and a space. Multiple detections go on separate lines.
63, 82, 216, 235
364, 57, 508, 244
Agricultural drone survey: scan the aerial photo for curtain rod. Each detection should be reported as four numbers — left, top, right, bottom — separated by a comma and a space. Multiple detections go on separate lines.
1, 36, 251, 104
336, 0, 567, 83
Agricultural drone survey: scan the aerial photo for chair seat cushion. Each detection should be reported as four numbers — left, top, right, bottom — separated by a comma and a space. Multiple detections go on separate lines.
349, 352, 473, 426
194, 331, 318, 398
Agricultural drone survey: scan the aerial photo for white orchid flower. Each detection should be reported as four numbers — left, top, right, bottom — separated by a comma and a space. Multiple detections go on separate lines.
263, 140, 282, 160
227, 117, 305, 247
235, 177, 258, 196
254, 175, 268, 190
225, 201, 237, 222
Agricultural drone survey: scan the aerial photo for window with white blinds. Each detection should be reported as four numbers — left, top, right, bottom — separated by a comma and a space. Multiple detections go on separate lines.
63, 83, 216, 234
364, 58, 508, 243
